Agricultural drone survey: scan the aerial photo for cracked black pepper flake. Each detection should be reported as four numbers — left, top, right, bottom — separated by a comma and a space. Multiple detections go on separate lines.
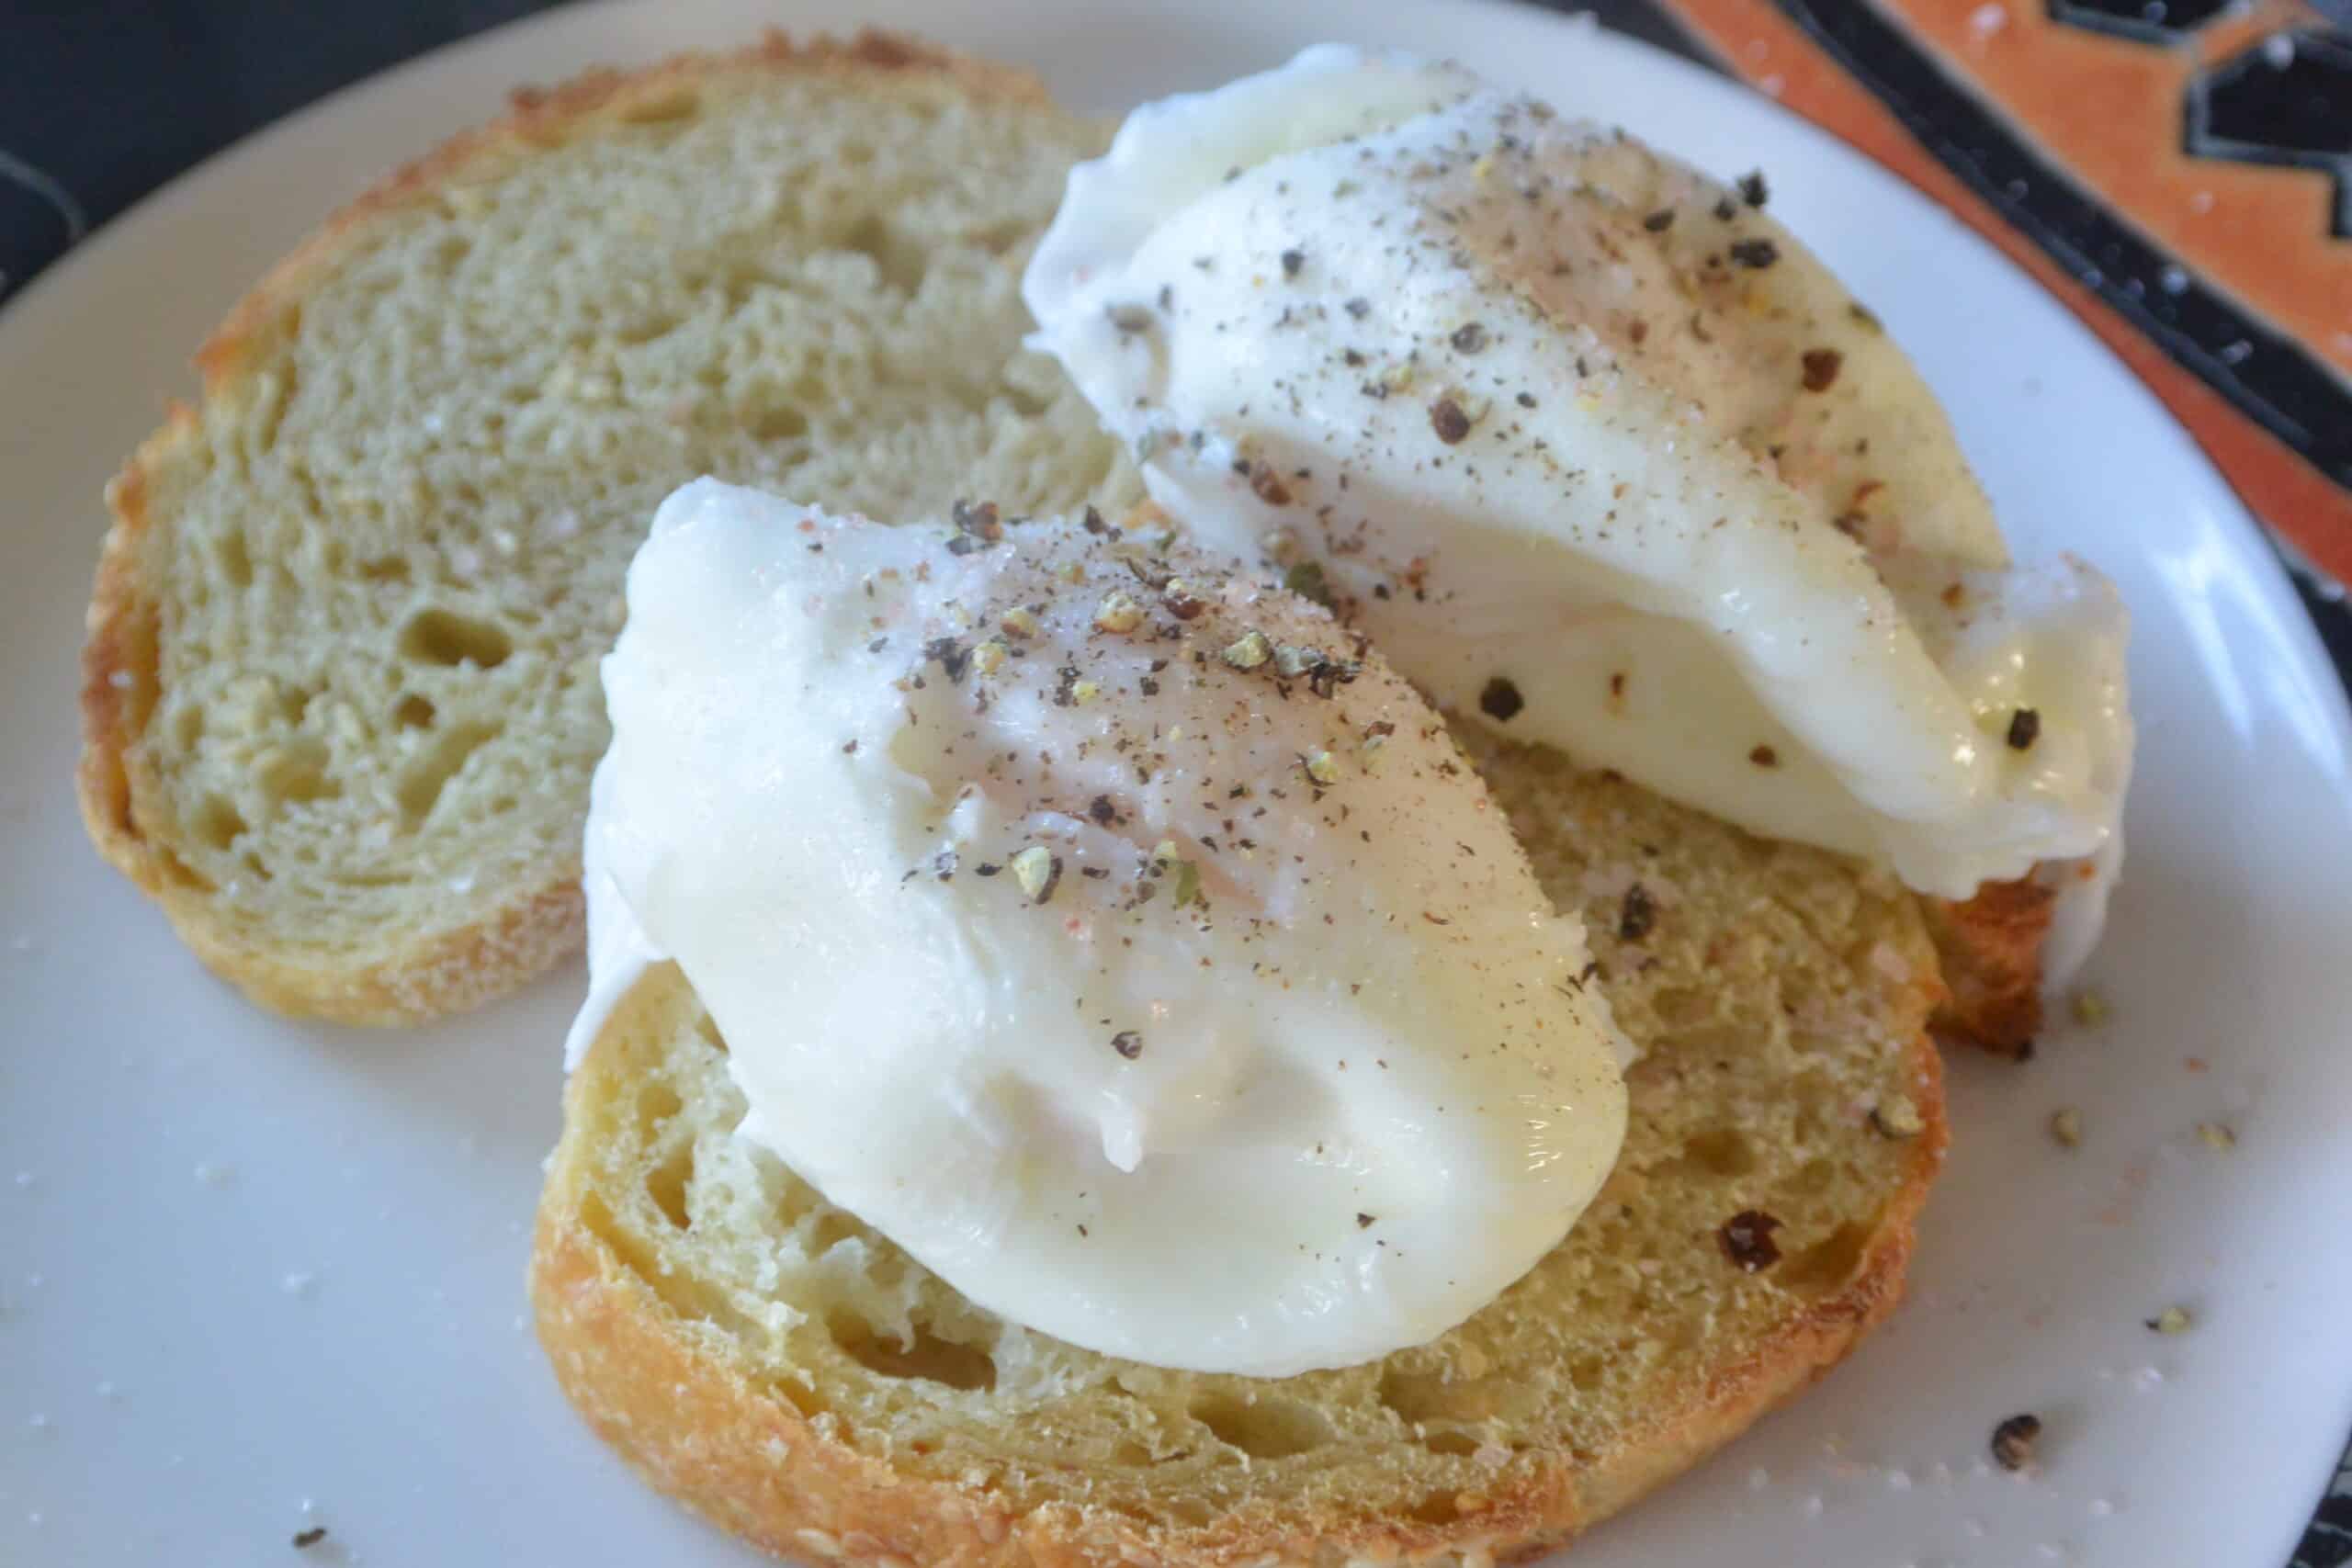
1450, 321, 1488, 354
1479, 676, 1525, 722
1849, 301, 1883, 333
1430, 397, 1473, 444
945, 498, 1003, 555
1787, 352, 1844, 400
1010, 846, 1062, 905
1106, 302, 1156, 333
1713, 195, 1738, 221
1736, 169, 1770, 208
1088, 795, 1119, 827
1344, 296, 1371, 319
922, 636, 971, 682
1728, 237, 1780, 269
1516, 390, 1538, 408
842, 739, 858, 754
292, 1528, 329, 1550
975, 863, 1001, 877
951, 498, 1001, 537
1642, 208, 1676, 232
1801, 348, 1844, 392
1250, 463, 1293, 505
1111, 1030, 1144, 1060
1719, 1210, 1782, 1271
2007, 707, 2041, 750
1357, 1212, 1376, 1228
1618, 883, 1657, 942
1749, 744, 1779, 767
1081, 504, 1108, 536
1284, 558, 1334, 609
1990, 1413, 2041, 1472
1280, 247, 1306, 278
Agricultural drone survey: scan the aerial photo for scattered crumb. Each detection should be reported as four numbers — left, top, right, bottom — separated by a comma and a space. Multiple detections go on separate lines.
2050, 1107, 2082, 1147
2146, 1304, 2194, 1336
2069, 989, 2109, 1027
2195, 1121, 2235, 1151
292, 1525, 329, 1550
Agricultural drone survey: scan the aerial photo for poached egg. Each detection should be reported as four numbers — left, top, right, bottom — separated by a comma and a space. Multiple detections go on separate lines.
570, 479, 1630, 1376
1023, 47, 2132, 971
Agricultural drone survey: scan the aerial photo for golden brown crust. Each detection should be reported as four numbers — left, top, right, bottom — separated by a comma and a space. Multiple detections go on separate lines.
529, 991, 1945, 1567
74, 29, 1056, 1026
1922, 875, 2055, 1056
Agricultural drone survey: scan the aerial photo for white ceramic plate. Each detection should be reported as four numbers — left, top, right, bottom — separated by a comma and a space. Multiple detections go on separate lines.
4, 2, 2347, 1563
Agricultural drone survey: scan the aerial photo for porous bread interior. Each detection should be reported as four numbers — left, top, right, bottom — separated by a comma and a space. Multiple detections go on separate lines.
554, 740, 1942, 1539
106, 49, 1136, 1004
